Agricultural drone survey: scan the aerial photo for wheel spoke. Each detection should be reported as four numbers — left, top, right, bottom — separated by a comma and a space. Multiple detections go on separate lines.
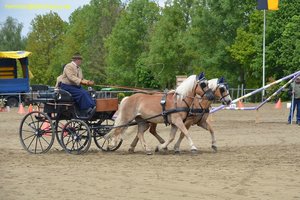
29, 114, 37, 130
65, 134, 72, 146
23, 133, 35, 141
40, 135, 51, 146
34, 135, 38, 154
101, 138, 107, 148
26, 135, 36, 151
25, 121, 37, 132
38, 137, 44, 152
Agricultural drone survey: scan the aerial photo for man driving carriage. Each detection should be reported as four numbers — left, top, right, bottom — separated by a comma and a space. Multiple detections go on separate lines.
60, 53, 96, 117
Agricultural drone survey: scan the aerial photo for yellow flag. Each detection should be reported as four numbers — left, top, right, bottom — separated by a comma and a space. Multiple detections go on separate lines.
268, 0, 279, 10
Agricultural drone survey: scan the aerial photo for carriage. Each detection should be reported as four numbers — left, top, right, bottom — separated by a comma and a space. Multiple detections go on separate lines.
19, 85, 123, 154
19, 73, 232, 155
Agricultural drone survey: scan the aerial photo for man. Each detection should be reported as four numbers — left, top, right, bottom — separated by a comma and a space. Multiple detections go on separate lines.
287, 75, 300, 125
60, 53, 96, 116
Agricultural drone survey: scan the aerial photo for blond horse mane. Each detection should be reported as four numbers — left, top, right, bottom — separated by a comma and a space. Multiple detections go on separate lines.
175, 75, 196, 100
208, 78, 218, 92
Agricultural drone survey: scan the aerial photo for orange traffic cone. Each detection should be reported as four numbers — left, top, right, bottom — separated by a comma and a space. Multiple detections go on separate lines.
18, 103, 26, 114
275, 98, 282, 109
238, 100, 244, 108
28, 104, 33, 113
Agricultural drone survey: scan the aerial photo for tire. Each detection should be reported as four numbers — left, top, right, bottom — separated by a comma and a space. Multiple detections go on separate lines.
60, 119, 91, 155
93, 119, 123, 151
19, 111, 54, 154
6, 97, 19, 107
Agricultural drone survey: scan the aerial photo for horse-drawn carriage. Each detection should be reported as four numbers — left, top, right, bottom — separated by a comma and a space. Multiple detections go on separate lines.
19, 73, 232, 155
19, 85, 123, 154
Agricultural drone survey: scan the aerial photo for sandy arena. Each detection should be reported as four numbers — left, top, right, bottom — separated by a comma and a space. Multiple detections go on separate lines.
0, 103, 300, 200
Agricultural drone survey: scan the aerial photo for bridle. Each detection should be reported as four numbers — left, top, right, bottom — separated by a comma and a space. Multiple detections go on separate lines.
215, 83, 230, 102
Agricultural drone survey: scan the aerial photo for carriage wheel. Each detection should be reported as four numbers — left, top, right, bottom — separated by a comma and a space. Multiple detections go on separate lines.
93, 119, 123, 151
54, 120, 70, 149
19, 111, 54, 154
60, 119, 91, 154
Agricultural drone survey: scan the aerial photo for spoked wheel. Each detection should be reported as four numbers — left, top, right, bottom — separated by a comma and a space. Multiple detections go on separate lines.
60, 119, 91, 154
54, 119, 70, 149
93, 119, 123, 151
19, 111, 54, 154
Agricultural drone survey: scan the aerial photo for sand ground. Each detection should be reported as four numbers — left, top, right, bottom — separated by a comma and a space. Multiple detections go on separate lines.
0, 103, 300, 200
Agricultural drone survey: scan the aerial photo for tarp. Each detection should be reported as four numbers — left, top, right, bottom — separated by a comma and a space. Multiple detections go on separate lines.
0, 51, 31, 59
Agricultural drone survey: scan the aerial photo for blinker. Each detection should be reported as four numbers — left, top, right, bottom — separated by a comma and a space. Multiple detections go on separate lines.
220, 87, 225, 93
205, 89, 215, 101
200, 82, 207, 89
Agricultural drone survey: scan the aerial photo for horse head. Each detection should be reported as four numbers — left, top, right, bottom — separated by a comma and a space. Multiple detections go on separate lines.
194, 72, 215, 101
213, 77, 232, 105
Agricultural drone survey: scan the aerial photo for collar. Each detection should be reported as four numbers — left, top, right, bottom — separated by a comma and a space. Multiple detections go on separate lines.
71, 61, 79, 68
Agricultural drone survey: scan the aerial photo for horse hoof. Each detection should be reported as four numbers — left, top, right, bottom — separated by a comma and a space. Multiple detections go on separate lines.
155, 146, 160, 152
128, 148, 135, 153
191, 149, 198, 154
212, 145, 217, 152
174, 150, 180, 154
146, 151, 153, 155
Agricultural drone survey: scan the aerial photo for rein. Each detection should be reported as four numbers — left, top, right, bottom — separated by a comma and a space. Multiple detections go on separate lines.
94, 84, 162, 94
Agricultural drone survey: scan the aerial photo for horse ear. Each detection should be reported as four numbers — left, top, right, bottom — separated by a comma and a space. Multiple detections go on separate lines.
218, 77, 224, 84
198, 72, 205, 81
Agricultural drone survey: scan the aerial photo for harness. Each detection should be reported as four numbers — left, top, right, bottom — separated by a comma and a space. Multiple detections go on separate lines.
160, 92, 208, 126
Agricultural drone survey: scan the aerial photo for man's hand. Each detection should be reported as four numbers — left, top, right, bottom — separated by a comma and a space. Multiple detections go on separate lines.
81, 79, 94, 86
87, 80, 94, 86
81, 79, 89, 85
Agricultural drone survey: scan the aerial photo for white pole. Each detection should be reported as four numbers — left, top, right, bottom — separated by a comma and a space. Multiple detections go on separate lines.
290, 82, 295, 124
262, 9, 266, 101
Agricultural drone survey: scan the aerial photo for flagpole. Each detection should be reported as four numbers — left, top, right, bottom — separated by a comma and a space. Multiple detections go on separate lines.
262, 9, 266, 101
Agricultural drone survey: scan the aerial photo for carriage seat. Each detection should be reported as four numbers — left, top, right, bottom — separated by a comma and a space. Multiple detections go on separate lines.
32, 86, 73, 103
55, 89, 73, 103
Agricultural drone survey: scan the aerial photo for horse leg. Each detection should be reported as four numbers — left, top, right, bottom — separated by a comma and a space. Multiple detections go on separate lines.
173, 132, 184, 153
128, 136, 139, 153
173, 123, 192, 153
156, 125, 177, 152
199, 119, 217, 152
173, 119, 197, 152
149, 123, 165, 144
108, 127, 127, 149
136, 122, 152, 155
128, 124, 150, 153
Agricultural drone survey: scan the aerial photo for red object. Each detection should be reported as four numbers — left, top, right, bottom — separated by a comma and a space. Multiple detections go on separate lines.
275, 98, 282, 109
18, 103, 26, 114
28, 104, 33, 112
237, 100, 244, 108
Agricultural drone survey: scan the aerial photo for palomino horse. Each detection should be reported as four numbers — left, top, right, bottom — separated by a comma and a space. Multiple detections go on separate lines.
128, 78, 232, 153
107, 73, 215, 154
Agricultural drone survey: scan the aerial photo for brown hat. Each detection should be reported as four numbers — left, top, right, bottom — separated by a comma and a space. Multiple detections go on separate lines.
72, 53, 82, 60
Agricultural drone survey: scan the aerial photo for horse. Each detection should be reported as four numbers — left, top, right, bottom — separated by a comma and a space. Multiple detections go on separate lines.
106, 73, 215, 154
128, 78, 232, 153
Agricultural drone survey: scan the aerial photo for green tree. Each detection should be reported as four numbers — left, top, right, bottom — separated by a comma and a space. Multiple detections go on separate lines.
189, 0, 256, 86
144, 0, 193, 88
26, 12, 66, 85
228, 11, 263, 88
58, 0, 122, 84
0, 16, 26, 51
105, 0, 159, 86
267, 0, 300, 79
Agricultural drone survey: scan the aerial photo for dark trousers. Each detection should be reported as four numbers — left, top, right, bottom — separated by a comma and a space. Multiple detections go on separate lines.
60, 83, 95, 110
288, 98, 300, 123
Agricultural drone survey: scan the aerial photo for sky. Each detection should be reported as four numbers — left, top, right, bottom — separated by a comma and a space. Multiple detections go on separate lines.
0, 0, 165, 37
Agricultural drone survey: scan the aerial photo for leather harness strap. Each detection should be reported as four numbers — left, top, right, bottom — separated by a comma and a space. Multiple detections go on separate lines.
160, 92, 207, 126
